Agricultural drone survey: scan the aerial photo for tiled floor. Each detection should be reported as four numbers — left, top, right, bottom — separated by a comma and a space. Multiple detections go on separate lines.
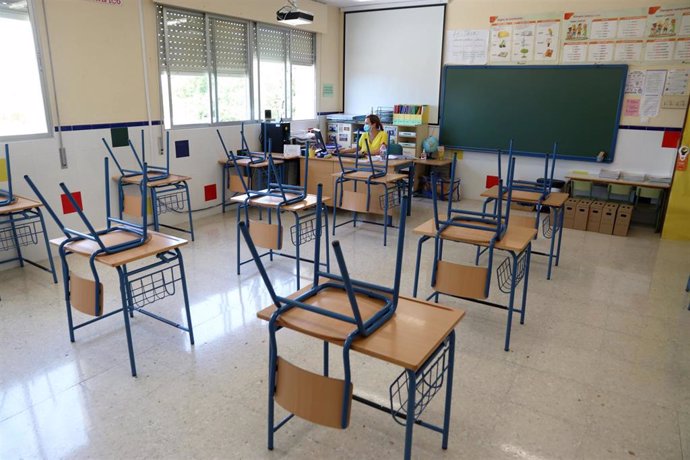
1, 198, 689, 459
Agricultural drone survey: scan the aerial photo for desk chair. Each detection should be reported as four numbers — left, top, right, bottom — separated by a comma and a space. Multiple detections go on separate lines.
569, 170, 593, 198
333, 135, 404, 246
509, 141, 557, 201
0, 145, 58, 282
607, 183, 634, 203
104, 130, 194, 240
239, 184, 407, 441
26, 158, 150, 317
429, 153, 514, 301
25, 158, 194, 376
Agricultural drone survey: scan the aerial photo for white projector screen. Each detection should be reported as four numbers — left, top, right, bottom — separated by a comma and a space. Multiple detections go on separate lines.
344, 5, 445, 124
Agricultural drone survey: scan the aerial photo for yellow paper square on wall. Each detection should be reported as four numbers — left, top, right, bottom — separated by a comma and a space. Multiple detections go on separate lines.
0, 159, 8, 182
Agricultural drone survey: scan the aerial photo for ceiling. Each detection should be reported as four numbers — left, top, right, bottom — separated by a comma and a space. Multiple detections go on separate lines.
316, 0, 436, 9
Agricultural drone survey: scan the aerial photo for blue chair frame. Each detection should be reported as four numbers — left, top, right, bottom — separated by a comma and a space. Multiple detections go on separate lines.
332, 133, 404, 246
104, 130, 194, 240
238, 184, 408, 438
25, 158, 194, 377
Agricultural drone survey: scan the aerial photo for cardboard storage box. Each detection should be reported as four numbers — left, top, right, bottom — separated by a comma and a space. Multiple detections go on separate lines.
613, 204, 634, 236
573, 199, 592, 231
587, 201, 606, 232
564, 198, 579, 228
598, 203, 619, 235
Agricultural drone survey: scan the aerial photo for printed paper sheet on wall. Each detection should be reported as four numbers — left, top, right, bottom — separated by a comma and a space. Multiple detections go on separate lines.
488, 13, 560, 64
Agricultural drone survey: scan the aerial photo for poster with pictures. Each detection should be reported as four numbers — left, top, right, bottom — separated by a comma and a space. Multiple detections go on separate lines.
535, 20, 560, 61
511, 21, 536, 62
625, 70, 645, 94
489, 22, 513, 62
563, 12, 598, 41
489, 14, 560, 63
646, 6, 690, 38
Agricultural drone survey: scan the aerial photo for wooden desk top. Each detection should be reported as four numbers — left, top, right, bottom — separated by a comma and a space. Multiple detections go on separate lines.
299, 156, 413, 168
481, 186, 570, 207
332, 171, 408, 184
117, 173, 191, 187
414, 159, 452, 166
50, 229, 187, 267
565, 173, 671, 189
414, 218, 536, 253
230, 192, 330, 211
218, 158, 284, 168
0, 195, 42, 214
257, 285, 465, 371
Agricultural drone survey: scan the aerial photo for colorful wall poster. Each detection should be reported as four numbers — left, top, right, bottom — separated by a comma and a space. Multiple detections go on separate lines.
674, 37, 690, 61
617, 14, 647, 39
614, 40, 644, 61
534, 20, 560, 61
645, 38, 676, 61
489, 13, 560, 64
646, 6, 690, 38
625, 70, 645, 94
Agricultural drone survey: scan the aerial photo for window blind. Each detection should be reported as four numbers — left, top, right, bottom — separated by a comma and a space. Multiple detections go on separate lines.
210, 17, 248, 76
159, 8, 207, 73
255, 24, 286, 63
290, 29, 314, 66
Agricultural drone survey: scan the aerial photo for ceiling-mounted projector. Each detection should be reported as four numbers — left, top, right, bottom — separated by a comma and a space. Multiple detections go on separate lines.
277, 0, 313, 26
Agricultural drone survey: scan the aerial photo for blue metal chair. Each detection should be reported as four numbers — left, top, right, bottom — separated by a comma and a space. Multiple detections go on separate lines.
103, 129, 170, 183
332, 133, 403, 246
0, 144, 15, 206
25, 158, 149, 317
239, 184, 407, 441
428, 152, 515, 301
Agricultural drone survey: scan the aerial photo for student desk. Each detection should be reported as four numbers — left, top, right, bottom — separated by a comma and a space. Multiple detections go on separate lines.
257, 286, 465, 459
231, 192, 329, 289
413, 158, 453, 195
565, 173, 671, 231
332, 171, 409, 246
481, 187, 569, 280
50, 230, 194, 376
412, 219, 535, 351
116, 173, 195, 241
0, 196, 57, 283
219, 156, 288, 213
299, 156, 415, 215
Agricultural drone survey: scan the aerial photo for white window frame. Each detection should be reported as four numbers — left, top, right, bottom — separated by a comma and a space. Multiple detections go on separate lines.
156, 5, 316, 129
0, 1, 53, 142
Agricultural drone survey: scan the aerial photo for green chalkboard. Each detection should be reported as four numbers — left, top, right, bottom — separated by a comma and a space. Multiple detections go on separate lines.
439, 65, 627, 161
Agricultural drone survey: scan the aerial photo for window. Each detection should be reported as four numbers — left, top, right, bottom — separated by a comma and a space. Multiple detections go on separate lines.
0, 1, 50, 140
157, 5, 316, 128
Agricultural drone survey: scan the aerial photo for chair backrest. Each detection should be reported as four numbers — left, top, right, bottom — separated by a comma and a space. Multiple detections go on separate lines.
637, 186, 662, 200
608, 183, 632, 196
25, 157, 149, 255
0, 144, 14, 206
572, 180, 592, 192
239, 184, 407, 339
103, 130, 170, 182
387, 142, 403, 156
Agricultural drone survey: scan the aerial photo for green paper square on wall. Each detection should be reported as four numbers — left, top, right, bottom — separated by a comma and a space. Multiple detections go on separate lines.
111, 127, 129, 148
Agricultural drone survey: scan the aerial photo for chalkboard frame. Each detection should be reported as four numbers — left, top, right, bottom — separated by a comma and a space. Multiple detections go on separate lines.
439, 64, 628, 163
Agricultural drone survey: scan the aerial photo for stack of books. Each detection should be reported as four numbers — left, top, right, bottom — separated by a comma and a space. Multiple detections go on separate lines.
645, 175, 672, 184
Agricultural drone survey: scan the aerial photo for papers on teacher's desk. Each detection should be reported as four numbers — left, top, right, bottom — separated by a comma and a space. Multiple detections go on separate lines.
598, 169, 621, 179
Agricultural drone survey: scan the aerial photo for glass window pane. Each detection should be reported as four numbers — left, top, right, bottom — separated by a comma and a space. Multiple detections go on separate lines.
0, 6, 48, 138
217, 76, 250, 122
170, 73, 210, 125
291, 64, 315, 120
259, 61, 286, 119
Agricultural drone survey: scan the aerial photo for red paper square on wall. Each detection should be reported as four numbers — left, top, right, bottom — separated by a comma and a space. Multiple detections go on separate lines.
204, 184, 217, 201
61, 191, 83, 214
662, 130, 682, 149
485, 175, 499, 188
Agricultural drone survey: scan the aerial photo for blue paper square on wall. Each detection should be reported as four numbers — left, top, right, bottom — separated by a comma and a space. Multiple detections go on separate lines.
175, 140, 190, 158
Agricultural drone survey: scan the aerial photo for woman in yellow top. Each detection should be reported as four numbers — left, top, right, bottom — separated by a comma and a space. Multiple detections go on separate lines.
341, 114, 387, 155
